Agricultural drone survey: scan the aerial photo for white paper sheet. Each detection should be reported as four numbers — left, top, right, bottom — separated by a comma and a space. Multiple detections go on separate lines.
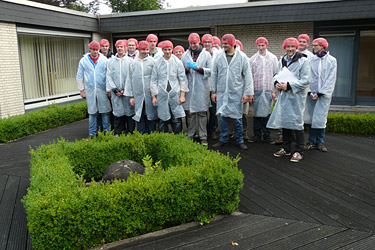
274, 66, 298, 84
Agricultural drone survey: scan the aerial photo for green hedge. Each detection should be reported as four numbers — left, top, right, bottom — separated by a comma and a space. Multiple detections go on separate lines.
0, 102, 88, 143
23, 133, 244, 250
326, 113, 375, 135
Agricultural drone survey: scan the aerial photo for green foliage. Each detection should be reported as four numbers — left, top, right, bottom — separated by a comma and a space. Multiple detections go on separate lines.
23, 133, 244, 250
107, 0, 164, 13
0, 102, 88, 143
325, 113, 375, 135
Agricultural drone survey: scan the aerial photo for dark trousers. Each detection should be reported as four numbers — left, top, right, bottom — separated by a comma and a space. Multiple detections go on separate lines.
114, 115, 135, 135
283, 129, 304, 154
207, 99, 218, 134
159, 108, 182, 134
253, 116, 271, 137
137, 108, 157, 134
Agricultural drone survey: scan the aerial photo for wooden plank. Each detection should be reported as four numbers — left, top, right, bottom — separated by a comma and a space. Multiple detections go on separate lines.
340, 235, 375, 250
0, 175, 9, 202
0, 175, 19, 249
6, 177, 30, 250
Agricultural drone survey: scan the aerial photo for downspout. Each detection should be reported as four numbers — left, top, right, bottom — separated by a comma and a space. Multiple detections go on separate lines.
94, 13, 101, 33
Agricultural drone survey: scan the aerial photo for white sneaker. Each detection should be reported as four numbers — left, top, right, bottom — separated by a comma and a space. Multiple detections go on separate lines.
290, 152, 303, 162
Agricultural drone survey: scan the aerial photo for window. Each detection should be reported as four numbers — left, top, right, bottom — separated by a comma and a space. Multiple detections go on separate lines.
18, 33, 89, 101
356, 30, 375, 97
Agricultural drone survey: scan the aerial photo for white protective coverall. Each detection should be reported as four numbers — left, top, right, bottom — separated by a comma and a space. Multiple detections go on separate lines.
150, 47, 164, 61
304, 52, 337, 128
267, 52, 310, 130
300, 49, 314, 60
210, 49, 254, 119
106, 54, 135, 117
181, 48, 212, 112
249, 50, 278, 117
125, 56, 158, 122
77, 53, 111, 115
150, 55, 189, 121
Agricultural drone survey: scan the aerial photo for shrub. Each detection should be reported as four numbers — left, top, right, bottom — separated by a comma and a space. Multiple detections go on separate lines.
326, 113, 375, 135
23, 133, 244, 250
0, 102, 88, 143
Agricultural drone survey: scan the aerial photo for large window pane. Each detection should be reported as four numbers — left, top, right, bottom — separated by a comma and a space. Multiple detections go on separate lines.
18, 34, 89, 100
356, 30, 375, 97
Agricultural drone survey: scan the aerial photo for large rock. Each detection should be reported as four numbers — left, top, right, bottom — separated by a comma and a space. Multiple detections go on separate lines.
102, 160, 145, 183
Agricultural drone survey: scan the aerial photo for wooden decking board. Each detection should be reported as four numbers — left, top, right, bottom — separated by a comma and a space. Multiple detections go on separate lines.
237, 192, 271, 215
238, 153, 375, 231
0, 175, 9, 202
256, 225, 345, 250
0, 175, 20, 250
212, 221, 318, 250
6, 177, 29, 250
339, 235, 375, 249
297, 229, 374, 250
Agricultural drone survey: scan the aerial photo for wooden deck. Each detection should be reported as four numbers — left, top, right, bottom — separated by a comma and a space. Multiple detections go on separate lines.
0, 119, 374, 249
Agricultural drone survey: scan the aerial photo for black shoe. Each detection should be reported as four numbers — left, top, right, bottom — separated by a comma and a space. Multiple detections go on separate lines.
237, 143, 248, 150
210, 133, 218, 140
248, 135, 261, 143
263, 136, 274, 144
212, 141, 228, 148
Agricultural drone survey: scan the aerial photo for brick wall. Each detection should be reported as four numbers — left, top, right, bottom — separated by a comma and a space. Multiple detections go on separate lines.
92, 32, 113, 50
211, 22, 314, 60
0, 22, 24, 119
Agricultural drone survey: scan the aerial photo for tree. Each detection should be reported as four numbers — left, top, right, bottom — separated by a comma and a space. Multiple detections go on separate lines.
106, 0, 165, 13
28, 0, 99, 13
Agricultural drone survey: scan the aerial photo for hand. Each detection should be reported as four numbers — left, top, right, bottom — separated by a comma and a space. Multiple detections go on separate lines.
80, 90, 86, 99
275, 83, 282, 91
280, 82, 287, 91
271, 92, 276, 100
152, 96, 158, 107
107, 91, 111, 98
116, 90, 124, 97
130, 97, 135, 106
179, 95, 185, 104
211, 93, 217, 103
248, 95, 254, 103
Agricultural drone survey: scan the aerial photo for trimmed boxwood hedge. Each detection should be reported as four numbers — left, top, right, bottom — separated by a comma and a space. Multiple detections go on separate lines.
0, 102, 88, 143
23, 132, 244, 250
326, 113, 375, 135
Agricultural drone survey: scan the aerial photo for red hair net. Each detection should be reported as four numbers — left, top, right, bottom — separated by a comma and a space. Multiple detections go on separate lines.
157, 41, 164, 48
188, 33, 200, 43
88, 41, 100, 49
202, 34, 213, 43
138, 40, 150, 50
213, 36, 221, 46
162, 40, 173, 50
222, 34, 236, 47
127, 38, 138, 48
312, 38, 329, 49
115, 40, 126, 48
256, 37, 269, 48
298, 34, 310, 44
99, 39, 110, 46
146, 34, 158, 43
235, 40, 243, 51
173, 45, 185, 55
282, 37, 299, 50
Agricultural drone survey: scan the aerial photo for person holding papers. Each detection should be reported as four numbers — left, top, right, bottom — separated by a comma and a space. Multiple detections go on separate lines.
267, 37, 310, 163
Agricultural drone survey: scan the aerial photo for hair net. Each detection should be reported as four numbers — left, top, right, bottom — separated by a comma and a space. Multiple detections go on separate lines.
188, 33, 200, 44
202, 34, 213, 43
312, 38, 329, 49
282, 37, 299, 50
138, 40, 150, 50
157, 41, 164, 48
115, 40, 126, 48
256, 37, 269, 48
235, 40, 243, 51
88, 41, 100, 49
146, 34, 158, 43
127, 38, 138, 48
162, 40, 173, 50
213, 36, 221, 46
173, 45, 185, 55
222, 34, 236, 47
298, 34, 310, 44
99, 39, 110, 46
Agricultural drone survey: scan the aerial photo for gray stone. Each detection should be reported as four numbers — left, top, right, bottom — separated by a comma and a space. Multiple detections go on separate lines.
102, 160, 145, 183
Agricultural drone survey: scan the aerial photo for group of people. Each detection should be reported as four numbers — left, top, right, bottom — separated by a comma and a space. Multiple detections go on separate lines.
76, 32, 337, 163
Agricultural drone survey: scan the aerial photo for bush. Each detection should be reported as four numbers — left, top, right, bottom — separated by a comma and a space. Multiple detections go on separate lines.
326, 113, 375, 135
23, 133, 244, 250
0, 102, 88, 143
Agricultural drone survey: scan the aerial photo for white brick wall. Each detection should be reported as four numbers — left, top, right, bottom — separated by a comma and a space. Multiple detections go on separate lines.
211, 22, 314, 60
0, 22, 24, 119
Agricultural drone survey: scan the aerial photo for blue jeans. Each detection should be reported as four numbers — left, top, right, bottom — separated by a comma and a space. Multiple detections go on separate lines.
137, 108, 157, 134
89, 112, 110, 136
220, 116, 243, 144
308, 125, 325, 146
159, 112, 182, 134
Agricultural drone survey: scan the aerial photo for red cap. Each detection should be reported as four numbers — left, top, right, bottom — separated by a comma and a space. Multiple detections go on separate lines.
88, 41, 100, 49
312, 38, 329, 49
222, 34, 236, 47
115, 40, 126, 48
298, 34, 310, 44
235, 40, 243, 51
188, 33, 200, 43
99, 39, 110, 46
162, 40, 173, 50
173, 45, 185, 55
213, 36, 221, 46
202, 34, 213, 43
282, 37, 299, 50
127, 38, 138, 48
138, 40, 150, 50
146, 34, 158, 43
256, 37, 269, 48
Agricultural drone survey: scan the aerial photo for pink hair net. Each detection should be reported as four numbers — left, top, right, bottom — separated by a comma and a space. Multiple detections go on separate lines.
213, 36, 221, 46
235, 40, 243, 51
88, 41, 100, 49
146, 34, 158, 43
202, 34, 213, 43
99, 39, 110, 46
256, 37, 269, 48
298, 34, 310, 44
222, 34, 236, 47
162, 40, 173, 50
173, 45, 185, 55
282, 37, 299, 50
188, 33, 200, 43
312, 38, 329, 49
127, 38, 138, 48
138, 40, 150, 50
